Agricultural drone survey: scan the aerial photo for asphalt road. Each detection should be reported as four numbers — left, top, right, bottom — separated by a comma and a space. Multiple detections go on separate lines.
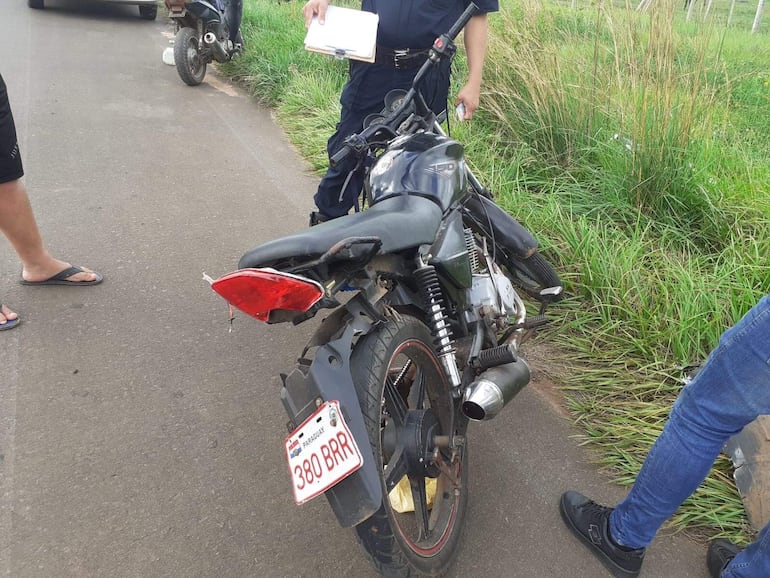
1, 2, 711, 577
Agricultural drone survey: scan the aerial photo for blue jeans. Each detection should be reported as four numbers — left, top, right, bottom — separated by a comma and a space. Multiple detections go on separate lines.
609, 294, 770, 578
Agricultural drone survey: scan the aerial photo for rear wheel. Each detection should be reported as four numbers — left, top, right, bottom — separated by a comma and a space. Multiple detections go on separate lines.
502, 251, 562, 302
174, 27, 207, 86
28, 0, 44, 8
351, 315, 468, 577
139, 5, 158, 20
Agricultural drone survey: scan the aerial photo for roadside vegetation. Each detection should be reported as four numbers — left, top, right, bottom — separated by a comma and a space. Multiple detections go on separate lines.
221, 0, 769, 544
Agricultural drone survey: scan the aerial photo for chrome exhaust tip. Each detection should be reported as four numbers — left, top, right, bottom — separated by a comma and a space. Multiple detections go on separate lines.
462, 358, 531, 421
203, 32, 229, 62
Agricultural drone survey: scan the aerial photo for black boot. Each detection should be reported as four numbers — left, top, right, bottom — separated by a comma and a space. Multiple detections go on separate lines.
559, 491, 645, 578
309, 211, 331, 227
707, 539, 742, 578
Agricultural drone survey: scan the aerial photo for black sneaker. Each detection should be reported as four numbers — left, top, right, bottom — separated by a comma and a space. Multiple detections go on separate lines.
559, 491, 645, 578
707, 539, 742, 577
309, 211, 331, 227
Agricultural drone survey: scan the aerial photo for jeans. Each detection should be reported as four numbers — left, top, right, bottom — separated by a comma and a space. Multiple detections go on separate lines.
609, 294, 770, 578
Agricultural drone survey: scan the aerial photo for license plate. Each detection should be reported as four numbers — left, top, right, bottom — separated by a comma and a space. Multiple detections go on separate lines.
285, 400, 364, 505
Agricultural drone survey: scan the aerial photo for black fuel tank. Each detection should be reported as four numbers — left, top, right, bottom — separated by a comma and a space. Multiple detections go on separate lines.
367, 133, 467, 213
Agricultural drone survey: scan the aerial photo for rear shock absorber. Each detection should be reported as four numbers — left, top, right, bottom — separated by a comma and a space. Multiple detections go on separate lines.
414, 263, 462, 388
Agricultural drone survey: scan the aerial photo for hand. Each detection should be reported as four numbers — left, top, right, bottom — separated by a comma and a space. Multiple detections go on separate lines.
303, 0, 330, 28
455, 83, 481, 120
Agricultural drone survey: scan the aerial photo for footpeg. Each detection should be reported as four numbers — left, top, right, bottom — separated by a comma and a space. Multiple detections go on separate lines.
523, 314, 548, 329
470, 343, 517, 370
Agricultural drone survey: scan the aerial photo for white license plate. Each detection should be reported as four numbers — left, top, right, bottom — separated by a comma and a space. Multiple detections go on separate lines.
285, 400, 364, 505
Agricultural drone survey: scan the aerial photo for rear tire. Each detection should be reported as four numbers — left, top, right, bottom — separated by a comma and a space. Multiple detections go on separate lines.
139, 5, 158, 20
174, 27, 207, 86
502, 251, 563, 302
28, 0, 44, 9
351, 315, 468, 577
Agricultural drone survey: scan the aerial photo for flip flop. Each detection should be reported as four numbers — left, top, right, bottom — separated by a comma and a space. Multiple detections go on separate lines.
0, 305, 21, 331
19, 265, 104, 287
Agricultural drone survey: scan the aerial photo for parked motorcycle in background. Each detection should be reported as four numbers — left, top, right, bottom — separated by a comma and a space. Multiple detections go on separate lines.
164, 0, 243, 86
208, 4, 563, 576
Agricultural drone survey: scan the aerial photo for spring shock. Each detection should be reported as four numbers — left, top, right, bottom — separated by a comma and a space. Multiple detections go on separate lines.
464, 228, 480, 273
414, 264, 462, 388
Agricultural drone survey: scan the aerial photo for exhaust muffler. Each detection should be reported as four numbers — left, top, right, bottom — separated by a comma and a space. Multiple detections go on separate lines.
462, 358, 530, 421
203, 32, 229, 62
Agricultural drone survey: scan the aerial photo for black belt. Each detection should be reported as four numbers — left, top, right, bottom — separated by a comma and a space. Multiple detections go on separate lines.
374, 47, 430, 70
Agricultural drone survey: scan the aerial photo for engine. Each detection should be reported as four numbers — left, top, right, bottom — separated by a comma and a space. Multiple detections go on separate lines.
464, 228, 523, 327
461, 228, 531, 421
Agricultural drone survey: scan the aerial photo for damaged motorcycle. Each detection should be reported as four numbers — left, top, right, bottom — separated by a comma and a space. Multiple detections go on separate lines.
209, 4, 562, 575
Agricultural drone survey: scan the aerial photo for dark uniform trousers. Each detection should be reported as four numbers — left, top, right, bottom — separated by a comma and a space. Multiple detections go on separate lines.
314, 58, 451, 218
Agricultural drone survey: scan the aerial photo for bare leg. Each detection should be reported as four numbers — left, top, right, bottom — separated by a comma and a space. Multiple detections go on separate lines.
0, 178, 98, 283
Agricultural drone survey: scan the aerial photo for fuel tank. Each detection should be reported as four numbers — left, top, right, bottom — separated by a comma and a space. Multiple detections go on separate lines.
368, 133, 467, 213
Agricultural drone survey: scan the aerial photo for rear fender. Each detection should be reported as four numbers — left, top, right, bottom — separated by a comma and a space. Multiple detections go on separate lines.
280, 301, 385, 527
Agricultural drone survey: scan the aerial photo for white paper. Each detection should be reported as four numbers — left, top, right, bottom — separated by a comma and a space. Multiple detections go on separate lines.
304, 5, 379, 62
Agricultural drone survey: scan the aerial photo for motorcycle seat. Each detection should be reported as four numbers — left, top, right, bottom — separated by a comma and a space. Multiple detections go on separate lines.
238, 195, 443, 269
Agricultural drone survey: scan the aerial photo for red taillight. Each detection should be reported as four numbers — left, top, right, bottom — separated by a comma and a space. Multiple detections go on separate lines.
211, 268, 324, 322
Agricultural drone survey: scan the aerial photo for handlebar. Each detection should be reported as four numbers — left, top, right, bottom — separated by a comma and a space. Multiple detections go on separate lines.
329, 130, 382, 166
329, 3, 480, 168
446, 2, 480, 42
329, 147, 351, 167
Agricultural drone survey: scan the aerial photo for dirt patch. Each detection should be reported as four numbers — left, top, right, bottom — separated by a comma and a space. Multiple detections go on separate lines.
519, 338, 573, 419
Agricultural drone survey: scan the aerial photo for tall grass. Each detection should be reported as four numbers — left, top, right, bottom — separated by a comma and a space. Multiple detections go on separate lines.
481, 0, 766, 250
229, 0, 769, 543
475, 0, 768, 544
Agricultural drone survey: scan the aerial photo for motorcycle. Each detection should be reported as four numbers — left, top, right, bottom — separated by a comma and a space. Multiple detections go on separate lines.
209, 4, 562, 575
164, 0, 243, 86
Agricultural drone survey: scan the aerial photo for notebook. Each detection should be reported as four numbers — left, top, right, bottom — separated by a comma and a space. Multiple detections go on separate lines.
304, 5, 379, 63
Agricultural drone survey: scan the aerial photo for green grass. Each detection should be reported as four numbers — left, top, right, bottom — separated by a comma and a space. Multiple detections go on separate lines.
224, 0, 769, 545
